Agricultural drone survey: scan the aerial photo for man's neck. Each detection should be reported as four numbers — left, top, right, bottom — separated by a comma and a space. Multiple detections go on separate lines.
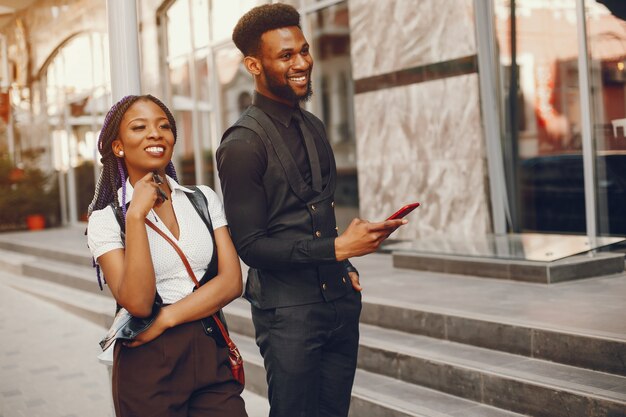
254, 88, 297, 108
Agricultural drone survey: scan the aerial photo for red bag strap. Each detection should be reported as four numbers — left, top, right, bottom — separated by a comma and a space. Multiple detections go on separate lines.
144, 218, 237, 348
145, 219, 199, 287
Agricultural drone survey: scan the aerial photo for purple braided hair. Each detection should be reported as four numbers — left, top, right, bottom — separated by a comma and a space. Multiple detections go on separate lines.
87, 94, 180, 290
117, 158, 128, 221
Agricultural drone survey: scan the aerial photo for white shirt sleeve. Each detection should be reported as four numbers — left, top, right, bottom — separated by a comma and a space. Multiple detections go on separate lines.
197, 185, 228, 229
87, 206, 124, 261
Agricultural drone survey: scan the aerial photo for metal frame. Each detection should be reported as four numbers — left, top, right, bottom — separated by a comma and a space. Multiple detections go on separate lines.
576, 0, 598, 238
474, 0, 509, 234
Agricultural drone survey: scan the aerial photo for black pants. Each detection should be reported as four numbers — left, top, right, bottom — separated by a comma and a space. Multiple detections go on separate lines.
112, 320, 247, 417
251, 289, 362, 417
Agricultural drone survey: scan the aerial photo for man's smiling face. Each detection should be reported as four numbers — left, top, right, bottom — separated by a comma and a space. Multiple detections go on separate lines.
257, 26, 313, 106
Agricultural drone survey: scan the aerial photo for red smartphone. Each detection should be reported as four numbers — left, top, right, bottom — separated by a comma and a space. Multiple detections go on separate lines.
386, 202, 420, 220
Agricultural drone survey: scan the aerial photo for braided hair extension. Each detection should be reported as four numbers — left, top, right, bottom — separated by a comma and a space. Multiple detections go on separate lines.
87, 94, 179, 289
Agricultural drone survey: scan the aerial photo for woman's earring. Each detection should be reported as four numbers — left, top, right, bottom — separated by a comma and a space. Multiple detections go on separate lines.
118, 150, 124, 157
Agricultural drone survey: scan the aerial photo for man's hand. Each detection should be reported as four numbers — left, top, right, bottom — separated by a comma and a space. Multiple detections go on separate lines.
348, 271, 362, 292
335, 218, 407, 261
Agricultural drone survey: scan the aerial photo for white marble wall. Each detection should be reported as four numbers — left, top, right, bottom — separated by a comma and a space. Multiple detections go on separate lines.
349, 0, 477, 80
348, 0, 493, 239
354, 75, 491, 239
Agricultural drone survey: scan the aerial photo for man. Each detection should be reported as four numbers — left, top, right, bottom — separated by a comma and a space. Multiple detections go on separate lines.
216, 4, 406, 417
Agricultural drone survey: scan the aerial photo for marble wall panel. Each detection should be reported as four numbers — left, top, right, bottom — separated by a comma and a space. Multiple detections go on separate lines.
348, 0, 477, 80
355, 74, 492, 239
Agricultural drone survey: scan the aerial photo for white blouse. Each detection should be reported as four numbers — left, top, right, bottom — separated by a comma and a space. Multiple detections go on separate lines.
87, 176, 227, 304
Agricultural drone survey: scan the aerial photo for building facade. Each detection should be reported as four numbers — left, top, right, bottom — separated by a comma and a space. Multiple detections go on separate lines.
1, 0, 625, 241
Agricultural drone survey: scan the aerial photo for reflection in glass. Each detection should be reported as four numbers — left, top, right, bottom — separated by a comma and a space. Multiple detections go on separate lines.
386, 233, 624, 262
43, 32, 110, 223
495, 1, 585, 234
162, 0, 214, 188
587, 1, 626, 235
215, 46, 254, 130
168, 56, 191, 97
196, 49, 211, 103
166, 0, 192, 59
192, 0, 210, 49
174, 109, 195, 185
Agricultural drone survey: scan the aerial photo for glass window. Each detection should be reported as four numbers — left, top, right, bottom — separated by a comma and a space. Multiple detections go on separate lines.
215, 46, 253, 130
166, 0, 192, 58
495, 1, 586, 233
162, 0, 214, 187
42, 32, 110, 223
168, 56, 192, 97
192, 0, 210, 49
173, 109, 196, 185
586, 1, 626, 235
195, 48, 211, 103
211, 0, 262, 43
306, 2, 358, 230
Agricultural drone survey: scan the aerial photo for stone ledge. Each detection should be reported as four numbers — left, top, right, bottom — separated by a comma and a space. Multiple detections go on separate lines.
392, 252, 625, 284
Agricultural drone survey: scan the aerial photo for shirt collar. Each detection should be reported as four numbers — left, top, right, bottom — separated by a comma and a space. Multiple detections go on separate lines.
253, 91, 299, 128
117, 174, 194, 206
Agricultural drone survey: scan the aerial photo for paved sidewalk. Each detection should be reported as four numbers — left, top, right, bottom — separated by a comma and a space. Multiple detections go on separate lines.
0, 272, 113, 417
0, 270, 268, 417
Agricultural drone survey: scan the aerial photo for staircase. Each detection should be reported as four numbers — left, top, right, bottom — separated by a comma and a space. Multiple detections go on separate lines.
0, 227, 624, 417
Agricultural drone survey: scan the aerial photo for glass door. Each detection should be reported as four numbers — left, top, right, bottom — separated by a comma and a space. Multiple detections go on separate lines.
586, 1, 626, 235
494, 0, 587, 234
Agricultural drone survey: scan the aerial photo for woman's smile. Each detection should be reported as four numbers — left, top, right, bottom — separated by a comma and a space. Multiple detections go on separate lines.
145, 145, 166, 157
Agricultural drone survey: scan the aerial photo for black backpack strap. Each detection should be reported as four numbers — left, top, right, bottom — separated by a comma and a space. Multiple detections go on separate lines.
185, 186, 230, 337
184, 187, 218, 286
110, 202, 127, 244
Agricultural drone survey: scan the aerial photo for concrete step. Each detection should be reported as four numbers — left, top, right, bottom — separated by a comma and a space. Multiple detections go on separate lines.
0, 271, 114, 329
23, 257, 111, 297
350, 370, 526, 417
360, 297, 626, 377
234, 334, 526, 417
0, 268, 529, 417
389, 238, 625, 284
358, 324, 626, 417
4, 243, 625, 384
0, 248, 37, 275
2, 236, 624, 416
224, 299, 626, 416
0, 230, 93, 267
1, 234, 623, 377
224, 295, 626, 379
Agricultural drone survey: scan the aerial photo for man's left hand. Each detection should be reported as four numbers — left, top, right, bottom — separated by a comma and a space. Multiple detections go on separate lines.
348, 271, 362, 292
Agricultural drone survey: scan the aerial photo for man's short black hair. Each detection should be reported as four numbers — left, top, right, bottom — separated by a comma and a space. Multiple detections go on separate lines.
232, 3, 301, 57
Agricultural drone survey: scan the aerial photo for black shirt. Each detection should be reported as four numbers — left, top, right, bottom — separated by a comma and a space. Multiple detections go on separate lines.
216, 92, 337, 269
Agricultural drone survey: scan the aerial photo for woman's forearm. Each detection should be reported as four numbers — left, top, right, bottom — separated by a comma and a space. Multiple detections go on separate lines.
116, 212, 157, 317
161, 272, 242, 327
161, 226, 243, 327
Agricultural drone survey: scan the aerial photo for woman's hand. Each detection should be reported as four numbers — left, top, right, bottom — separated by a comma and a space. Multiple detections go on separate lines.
123, 307, 173, 348
126, 172, 161, 219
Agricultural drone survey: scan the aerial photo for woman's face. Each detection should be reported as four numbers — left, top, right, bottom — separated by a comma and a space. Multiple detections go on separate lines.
112, 99, 175, 183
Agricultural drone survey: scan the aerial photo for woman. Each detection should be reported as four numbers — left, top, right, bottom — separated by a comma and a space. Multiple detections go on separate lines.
87, 94, 247, 417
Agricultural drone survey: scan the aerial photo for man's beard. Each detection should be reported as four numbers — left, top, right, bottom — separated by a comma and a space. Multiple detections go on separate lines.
265, 71, 313, 104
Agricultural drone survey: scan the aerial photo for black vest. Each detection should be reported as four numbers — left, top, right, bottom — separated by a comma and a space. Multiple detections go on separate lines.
221, 105, 350, 309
